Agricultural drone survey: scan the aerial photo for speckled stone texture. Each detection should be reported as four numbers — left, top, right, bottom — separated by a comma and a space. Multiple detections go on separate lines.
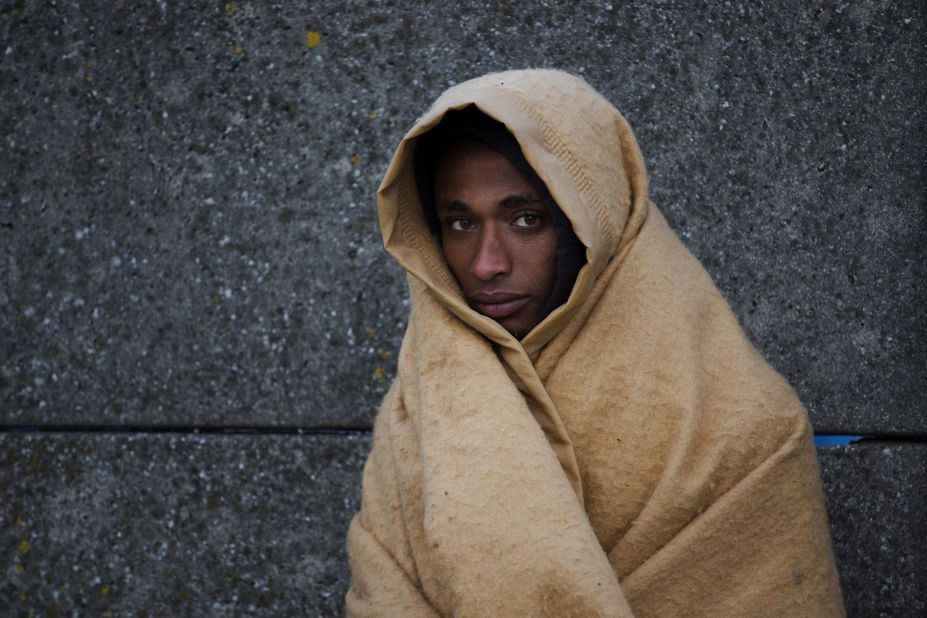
820, 443, 927, 617
3, 437, 922, 616
1, 432, 370, 617
1, 1, 924, 432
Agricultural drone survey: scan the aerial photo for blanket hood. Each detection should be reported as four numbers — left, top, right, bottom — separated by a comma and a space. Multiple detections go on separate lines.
377, 69, 650, 357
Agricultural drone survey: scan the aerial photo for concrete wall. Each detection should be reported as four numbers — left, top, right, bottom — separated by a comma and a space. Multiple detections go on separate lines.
2, 1, 924, 615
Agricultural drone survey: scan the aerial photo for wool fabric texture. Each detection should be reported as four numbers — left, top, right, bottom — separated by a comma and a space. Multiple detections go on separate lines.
346, 69, 845, 617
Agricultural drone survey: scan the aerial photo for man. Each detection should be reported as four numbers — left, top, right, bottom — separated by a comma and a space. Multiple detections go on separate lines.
346, 70, 844, 617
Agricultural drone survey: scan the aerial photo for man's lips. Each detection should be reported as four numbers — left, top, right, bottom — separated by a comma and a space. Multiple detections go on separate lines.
469, 291, 531, 320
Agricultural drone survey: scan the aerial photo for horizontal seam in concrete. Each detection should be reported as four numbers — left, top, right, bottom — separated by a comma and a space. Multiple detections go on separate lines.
0, 424, 373, 435
813, 432, 927, 443
0, 427, 924, 444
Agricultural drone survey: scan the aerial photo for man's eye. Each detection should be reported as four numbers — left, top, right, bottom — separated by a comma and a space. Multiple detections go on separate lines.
448, 218, 475, 231
513, 213, 541, 228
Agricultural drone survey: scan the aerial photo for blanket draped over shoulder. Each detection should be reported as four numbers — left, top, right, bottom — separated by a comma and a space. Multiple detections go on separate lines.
346, 70, 845, 617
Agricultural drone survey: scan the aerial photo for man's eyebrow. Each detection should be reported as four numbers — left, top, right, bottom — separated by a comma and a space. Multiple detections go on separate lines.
499, 194, 543, 208
436, 200, 470, 212
436, 194, 542, 212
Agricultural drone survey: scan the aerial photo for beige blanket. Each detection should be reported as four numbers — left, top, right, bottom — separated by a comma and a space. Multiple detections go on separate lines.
346, 70, 844, 617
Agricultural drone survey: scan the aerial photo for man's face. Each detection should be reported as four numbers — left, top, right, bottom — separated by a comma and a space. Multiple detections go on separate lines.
433, 138, 558, 337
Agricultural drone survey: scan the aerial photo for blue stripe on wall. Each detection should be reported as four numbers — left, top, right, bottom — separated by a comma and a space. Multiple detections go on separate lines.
814, 435, 865, 446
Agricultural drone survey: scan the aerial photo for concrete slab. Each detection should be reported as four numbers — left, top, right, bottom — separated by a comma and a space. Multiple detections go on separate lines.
820, 442, 927, 617
2, 433, 923, 615
1, 432, 370, 617
1, 2, 924, 432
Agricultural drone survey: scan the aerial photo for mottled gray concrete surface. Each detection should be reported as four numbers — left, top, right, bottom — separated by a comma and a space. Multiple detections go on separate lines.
820, 442, 927, 618
1, 432, 370, 617
1, 1, 924, 432
2, 436, 923, 616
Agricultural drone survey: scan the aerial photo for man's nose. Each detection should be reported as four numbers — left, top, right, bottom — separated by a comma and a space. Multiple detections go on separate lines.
471, 226, 511, 281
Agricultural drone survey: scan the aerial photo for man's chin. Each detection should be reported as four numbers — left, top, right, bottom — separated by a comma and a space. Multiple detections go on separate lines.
495, 315, 539, 339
